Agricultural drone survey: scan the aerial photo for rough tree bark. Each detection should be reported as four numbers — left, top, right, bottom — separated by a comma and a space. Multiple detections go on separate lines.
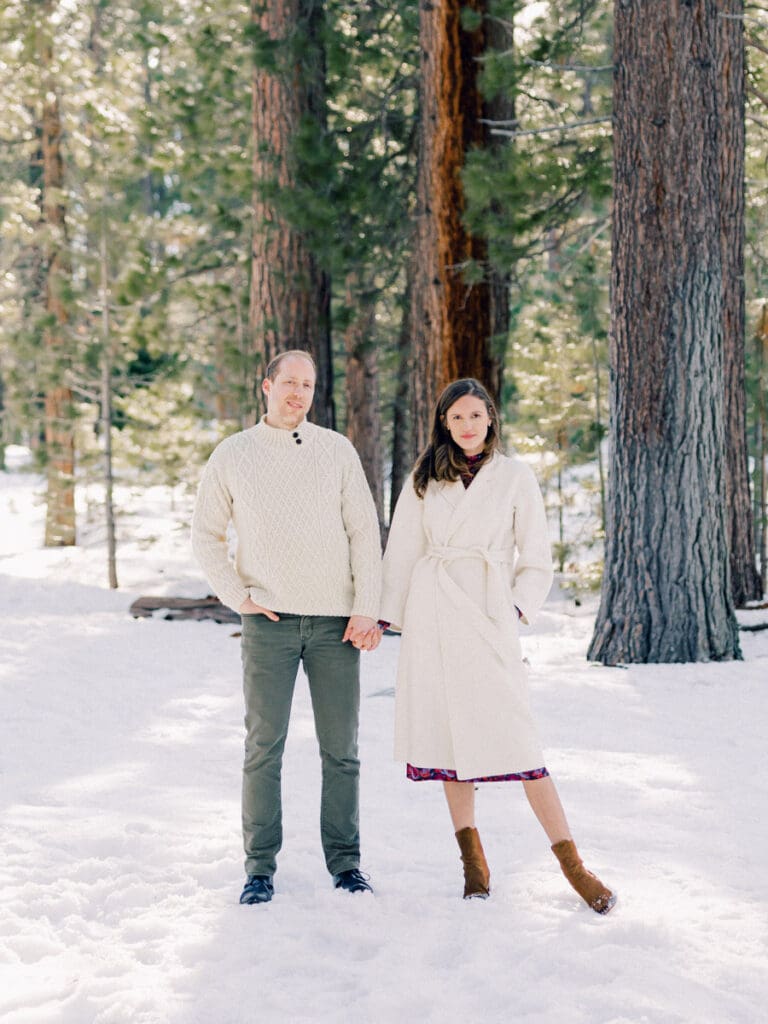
0, 370, 5, 471
410, 0, 507, 454
40, 15, 75, 547
483, 11, 514, 407
589, 0, 741, 664
99, 218, 118, 590
249, 0, 334, 427
89, 3, 118, 588
717, 0, 761, 605
343, 274, 384, 535
390, 256, 414, 520
756, 306, 768, 593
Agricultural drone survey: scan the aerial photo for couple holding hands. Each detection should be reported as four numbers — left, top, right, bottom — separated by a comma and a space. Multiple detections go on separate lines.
191, 350, 615, 915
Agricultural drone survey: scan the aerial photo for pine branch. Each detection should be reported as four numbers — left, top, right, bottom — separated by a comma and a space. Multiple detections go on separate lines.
476, 48, 613, 72
522, 58, 613, 73
486, 15, 515, 34
500, 189, 594, 270
547, 216, 611, 257
515, 87, 560, 110
747, 35, 768, 58
484, 116, 611, 139
721, 11, 767, 22
65, 377, 100, 403
748, 82, 768, 110
161, 256, 245, 292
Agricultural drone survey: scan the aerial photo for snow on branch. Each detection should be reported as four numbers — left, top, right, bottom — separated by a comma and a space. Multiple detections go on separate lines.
482, 116, 611, 139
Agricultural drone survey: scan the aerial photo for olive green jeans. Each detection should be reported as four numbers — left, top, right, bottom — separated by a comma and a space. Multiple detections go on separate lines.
240, 613, 361, 878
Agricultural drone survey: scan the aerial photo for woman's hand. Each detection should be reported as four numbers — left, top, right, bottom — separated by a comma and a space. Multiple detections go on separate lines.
343, 615, 381, 651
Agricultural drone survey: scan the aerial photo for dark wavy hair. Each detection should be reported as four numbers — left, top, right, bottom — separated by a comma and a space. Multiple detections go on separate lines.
412, 378, 502, 498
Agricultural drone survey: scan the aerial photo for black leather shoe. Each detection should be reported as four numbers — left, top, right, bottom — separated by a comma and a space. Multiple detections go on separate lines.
239, 875, 274, 904
332, 868, 373, 894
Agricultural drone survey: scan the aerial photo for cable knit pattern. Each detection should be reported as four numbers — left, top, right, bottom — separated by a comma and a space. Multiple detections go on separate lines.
191, 417, 382, 617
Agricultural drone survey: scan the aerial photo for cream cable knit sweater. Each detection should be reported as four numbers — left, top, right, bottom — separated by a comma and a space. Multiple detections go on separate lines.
191, 417, 382, 618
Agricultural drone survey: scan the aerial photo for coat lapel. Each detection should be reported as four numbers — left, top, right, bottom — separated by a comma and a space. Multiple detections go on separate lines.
443, 453, 500, 541
435, 478, 465, 514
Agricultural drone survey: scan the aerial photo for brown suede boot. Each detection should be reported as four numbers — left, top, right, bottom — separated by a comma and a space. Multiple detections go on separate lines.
551, 839, 616, 914
455, 827, 490, 899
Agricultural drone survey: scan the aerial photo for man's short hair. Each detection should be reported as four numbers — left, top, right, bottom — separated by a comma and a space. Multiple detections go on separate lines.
266, 349, 317, 380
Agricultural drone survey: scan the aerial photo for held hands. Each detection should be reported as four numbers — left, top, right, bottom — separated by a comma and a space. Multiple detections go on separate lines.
237, 601, 380, 651
343, 615, 381, 652
239, 597, 280, 621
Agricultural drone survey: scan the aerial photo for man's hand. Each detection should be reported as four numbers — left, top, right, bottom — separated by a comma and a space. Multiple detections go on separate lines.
239, 597, 280, 621
343, 615, 381, 651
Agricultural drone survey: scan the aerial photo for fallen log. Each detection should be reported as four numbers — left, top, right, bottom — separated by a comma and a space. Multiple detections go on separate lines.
129, 595, 240, 625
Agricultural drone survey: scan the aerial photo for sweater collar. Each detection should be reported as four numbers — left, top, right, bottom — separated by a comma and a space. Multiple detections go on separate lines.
255, 414, 312, 448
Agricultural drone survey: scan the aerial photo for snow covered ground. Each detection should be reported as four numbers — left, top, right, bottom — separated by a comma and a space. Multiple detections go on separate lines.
1, 447, 767, 1024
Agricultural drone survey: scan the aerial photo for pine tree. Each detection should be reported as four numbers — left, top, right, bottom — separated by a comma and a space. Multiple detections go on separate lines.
717, 0, 761, 605
410, 0, 507, 455
249, 0, 334, 427
39, 2, 76, 546
322, 0, 418, 521
744, 6, 768, 593
508, 238, 609, 575
589, 0, 741, 664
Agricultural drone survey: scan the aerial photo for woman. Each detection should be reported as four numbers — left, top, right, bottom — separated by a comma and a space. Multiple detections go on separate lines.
381, 379, 615, 914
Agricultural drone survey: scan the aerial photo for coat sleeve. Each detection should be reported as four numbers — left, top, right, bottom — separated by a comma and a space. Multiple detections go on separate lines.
381, 474, 427, 630
508, 463, 554, 625
190, 448, 250, 613
340, 443, 383, 620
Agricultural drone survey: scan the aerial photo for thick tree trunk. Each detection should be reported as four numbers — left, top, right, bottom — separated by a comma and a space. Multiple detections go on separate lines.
717, 0, 761, 605
344, 275, 384, 536
249, 0, 334, 428
591, 331, 607, 534
41, 28, 75, 548
483, 12, 514, 406
100, 219, 118, 590
410, 0, 505, 453
0, 370, 5, 471
589, 0, 741, 664
89, 2, 117, 586
757, 306, 768, 594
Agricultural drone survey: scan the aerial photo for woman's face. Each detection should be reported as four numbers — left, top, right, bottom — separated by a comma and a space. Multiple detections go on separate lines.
443, 394, 491, 456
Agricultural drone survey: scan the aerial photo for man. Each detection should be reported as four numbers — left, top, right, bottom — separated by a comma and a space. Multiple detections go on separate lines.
192, 349, 382, 904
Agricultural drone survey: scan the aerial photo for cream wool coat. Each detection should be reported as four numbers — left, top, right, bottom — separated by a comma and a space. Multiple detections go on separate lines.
381, 453, 554, 779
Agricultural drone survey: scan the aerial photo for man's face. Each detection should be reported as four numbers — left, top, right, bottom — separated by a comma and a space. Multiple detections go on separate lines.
262, 355, 316, 430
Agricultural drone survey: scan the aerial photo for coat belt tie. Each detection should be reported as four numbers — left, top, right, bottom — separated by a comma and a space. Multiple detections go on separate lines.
427, 545, 516, 621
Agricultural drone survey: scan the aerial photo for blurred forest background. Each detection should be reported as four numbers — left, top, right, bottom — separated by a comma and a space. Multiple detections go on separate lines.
0, 1, 766, 642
